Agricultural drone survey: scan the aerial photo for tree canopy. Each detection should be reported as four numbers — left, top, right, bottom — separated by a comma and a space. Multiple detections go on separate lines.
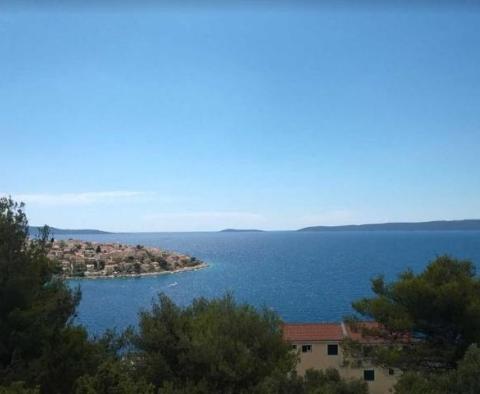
0, 197, 117, 393
130, 293, 296, 393
350, 255, 480, 372
394, 344, 480, 394
345, 255, 480, 393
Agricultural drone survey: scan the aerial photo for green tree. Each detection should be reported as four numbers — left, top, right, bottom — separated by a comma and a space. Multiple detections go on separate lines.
74, 359, 154, 394
451, 343, 480, 393
349, 255, 480, 373
130, 293, 296, 393
394, 344, 480, 394
302, 369, 368, 394
254, 368, 368, 394
0, 382, 39, 394
0, 197, 110, 393
131, 293, 368, 393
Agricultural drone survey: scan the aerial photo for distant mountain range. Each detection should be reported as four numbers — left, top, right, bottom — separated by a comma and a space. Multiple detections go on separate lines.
26, 220, 480, 235
298, 220, 480, 232
28, 226, 110, 235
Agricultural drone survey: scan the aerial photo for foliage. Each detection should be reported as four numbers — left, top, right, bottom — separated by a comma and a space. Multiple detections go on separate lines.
0, 197, 111, 393
130, 293, 296, 393
74, 359, 154, 394
302, 369, 368, 394
0, 382, 39, 394
255, 369, 368, 394
349, 255, 480, 372
394, 344, 480, 394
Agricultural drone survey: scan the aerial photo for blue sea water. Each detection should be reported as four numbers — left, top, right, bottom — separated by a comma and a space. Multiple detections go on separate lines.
61, 231, 480, 335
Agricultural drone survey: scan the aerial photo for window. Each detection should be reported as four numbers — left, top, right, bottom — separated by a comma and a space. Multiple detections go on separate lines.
364, 370, 375, 381
327, 344, 338, 355
302, 344, 312, 353
388, 368, 395, 376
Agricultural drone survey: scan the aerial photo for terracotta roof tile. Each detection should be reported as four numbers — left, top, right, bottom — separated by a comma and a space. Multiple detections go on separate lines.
283, 323, 343, 341
344, 321, 411, 344
344, 321, 382, 343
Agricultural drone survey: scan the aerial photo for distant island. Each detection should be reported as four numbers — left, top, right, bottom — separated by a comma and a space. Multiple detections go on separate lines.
298, 219, 480, 232
220, 229, 265, 232
29, 226, 110, 235
48, 239, 207, 278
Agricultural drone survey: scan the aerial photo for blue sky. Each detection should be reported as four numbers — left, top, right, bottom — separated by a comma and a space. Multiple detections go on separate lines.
1, 5, 479, 231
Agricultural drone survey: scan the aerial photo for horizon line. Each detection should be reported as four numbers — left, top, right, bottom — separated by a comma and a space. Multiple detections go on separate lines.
28, 218, 480, 234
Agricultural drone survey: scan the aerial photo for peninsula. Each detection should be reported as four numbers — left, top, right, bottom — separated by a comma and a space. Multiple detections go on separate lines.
47, 239, 207, 278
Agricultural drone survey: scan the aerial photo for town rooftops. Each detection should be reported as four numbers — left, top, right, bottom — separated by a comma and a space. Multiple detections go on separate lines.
282, 323, 344, 342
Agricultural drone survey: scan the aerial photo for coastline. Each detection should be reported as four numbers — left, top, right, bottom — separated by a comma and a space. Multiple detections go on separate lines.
49, 239, 207, 280
66, 262, 209, 280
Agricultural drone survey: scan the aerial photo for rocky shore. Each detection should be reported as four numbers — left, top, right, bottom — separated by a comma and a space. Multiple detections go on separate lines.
47, 239, 207, 278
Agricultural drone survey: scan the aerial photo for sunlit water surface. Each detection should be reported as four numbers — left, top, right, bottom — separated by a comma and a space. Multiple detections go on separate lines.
59, 231, 480, 335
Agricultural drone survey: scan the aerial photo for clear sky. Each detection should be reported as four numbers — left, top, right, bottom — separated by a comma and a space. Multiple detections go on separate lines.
1, 4, 479, 231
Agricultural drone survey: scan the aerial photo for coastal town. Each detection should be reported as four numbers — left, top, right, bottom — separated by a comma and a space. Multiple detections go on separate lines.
47, 239, 207, 278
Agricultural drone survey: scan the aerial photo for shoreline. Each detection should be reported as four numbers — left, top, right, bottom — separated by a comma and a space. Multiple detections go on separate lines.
66, 262, 209, 280
48, 239, 207, 280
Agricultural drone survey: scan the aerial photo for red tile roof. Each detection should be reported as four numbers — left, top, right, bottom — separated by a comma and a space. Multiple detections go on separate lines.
344, 321, 411, 344
283, 321, 411, 344
282, 323, 343, 342
344, 321, 382, 343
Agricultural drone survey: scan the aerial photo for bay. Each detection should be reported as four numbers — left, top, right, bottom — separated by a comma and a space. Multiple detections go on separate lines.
60, 231, 480, 335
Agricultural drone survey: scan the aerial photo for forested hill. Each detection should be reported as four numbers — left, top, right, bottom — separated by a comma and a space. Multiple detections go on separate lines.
28, 226, 110, 235
299, 220, 480, 232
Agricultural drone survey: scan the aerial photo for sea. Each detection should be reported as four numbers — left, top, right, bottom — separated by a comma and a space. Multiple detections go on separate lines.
58, 231, 480, 335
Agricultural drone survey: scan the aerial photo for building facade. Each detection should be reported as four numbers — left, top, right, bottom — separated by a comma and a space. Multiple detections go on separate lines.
283, 322, 398, 394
